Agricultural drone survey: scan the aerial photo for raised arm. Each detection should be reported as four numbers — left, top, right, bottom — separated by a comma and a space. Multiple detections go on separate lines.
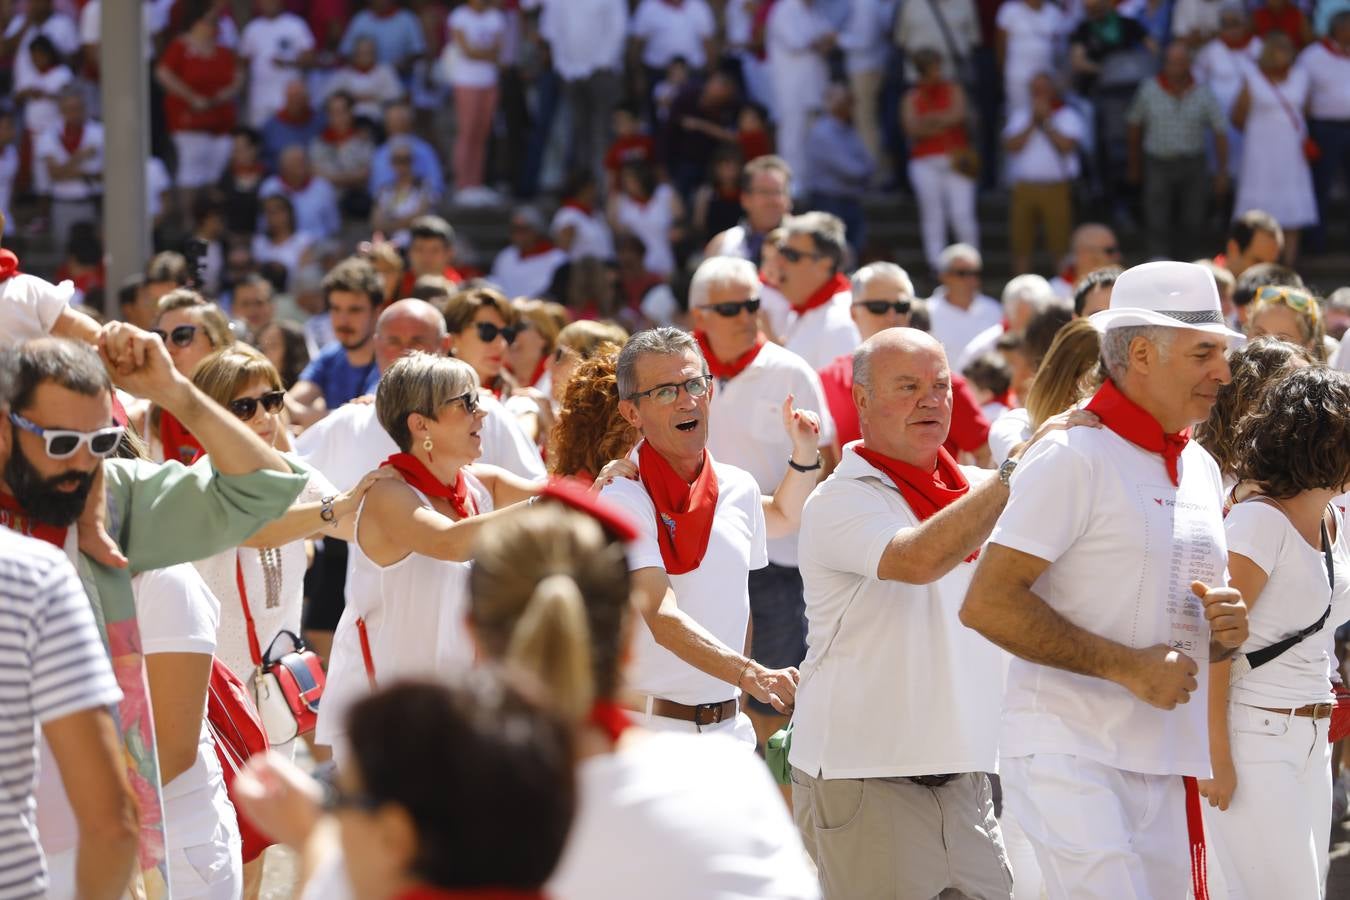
762, 396, 825, 540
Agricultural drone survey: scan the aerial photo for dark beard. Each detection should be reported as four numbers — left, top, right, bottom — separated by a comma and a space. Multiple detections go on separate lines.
3, 438, 97, 528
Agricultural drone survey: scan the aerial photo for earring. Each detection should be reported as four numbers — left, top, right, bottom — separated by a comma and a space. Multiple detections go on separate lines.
423, 435, 434, 453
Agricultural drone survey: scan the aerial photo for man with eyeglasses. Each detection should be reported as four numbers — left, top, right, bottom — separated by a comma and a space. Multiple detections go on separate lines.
770, 212, 861, 370
286, 256, 383, 427
689, 256, 835, 749
0, 334, 308, 897
926, 243, 1003, 360
1048, 223, 1122, 299
602, 327, 817, 744
705, 155, 794, 266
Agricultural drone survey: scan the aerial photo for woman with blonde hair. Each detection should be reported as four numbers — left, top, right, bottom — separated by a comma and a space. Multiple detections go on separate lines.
1246, 284, 1328, 362
988, 319, 1102, 464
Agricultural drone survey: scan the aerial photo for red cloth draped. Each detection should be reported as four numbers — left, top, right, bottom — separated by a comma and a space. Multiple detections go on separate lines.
1084, 379, 1189, 487
695, 331, 765, 382
637, 442, 718, 575
381, 453, 476, 519
854, 445, 978, 562
794, 272, 850, 315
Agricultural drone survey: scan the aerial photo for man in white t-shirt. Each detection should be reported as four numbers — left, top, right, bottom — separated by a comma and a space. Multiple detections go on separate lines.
629, 0, 716, 73
601, 328, 805, 744
35, 90, 103, 250
489, 207, 568, 299
238, 0, 315, 127
961, 260, 1251, 899
704, 155, 793, 267
926, 243, 1003, 358
690, 256, 836, 747
770, 212, 860, 370
958, 273, 1058, 372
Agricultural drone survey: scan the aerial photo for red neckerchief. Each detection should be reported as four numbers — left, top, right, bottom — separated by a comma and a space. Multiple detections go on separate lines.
0, 249, 20, 282
561, 199, 593, 215
281, 175, 312, 193
480, 376, 502, 400
994, 388, 1016, 408
1221, 33, 1254, 50
381, 453, 476, 519
391, 888, 545, 900
527, 355, 549, 387
588, 699, 633, 744
1084, 379, 1190, 487
444, 265, 464, 284
159, 410, 205, 466
375, 6, 399, 19
321, 125, 355, 144
1058, 264, 1077, 286
1157, 73, 1193, 97
716, 184, 740, 203
519, 240, 556, 260
637, 441, 719, 576
353, 60, 377, 73
695, 331, 765, 382
793, 272, 849, 314
275, 106, 313, 127
854, 445, 978, 562
1324, 38, 1350, 58
0, 491, 68, 549
60, 122, 83, 156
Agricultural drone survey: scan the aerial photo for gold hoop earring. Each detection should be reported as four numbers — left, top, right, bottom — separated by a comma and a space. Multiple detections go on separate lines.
423, 436, 434, 453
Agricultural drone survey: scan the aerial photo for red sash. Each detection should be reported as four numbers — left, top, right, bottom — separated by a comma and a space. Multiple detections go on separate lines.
381, 453, 476, 520
794, 272, 850, 315
695, 331, 765, 382
854, 445, 978, 562
637, 442, 718, 576
1084, 380, 1189, 487
0, 491, 68, 549
159, 410, 205, 466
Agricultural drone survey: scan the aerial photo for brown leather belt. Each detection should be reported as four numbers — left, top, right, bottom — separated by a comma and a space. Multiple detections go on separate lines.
908, 774, 960, 788
1255, 702, 1335, 720
641, 697, 738, 728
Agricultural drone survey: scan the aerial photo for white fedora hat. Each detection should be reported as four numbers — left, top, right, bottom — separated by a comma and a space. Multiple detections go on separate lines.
1089, 260, 1245, 342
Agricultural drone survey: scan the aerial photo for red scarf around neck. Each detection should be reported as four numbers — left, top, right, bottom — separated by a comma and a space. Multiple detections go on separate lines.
275, 106, 313, 127
695, 331, 765, 382
589, 699, 633, 744
60, 122, 84, 156
637, 441, 719, 575
159, 410, 205, 466
519, 240, 557, 260
1084, 379, 1189, 486
527, 354, 549, 388
794, 272, 850, 315
0, 491, 69, 550
1325, 37, 1350, 58
561, 199, 593, 216
1221, 33, 1254, 50
1157, 73, 1192, 97
321, 125, 355, 144
0, 249, 20, 282
853, 445, 978, 562
382, 452, 476, 519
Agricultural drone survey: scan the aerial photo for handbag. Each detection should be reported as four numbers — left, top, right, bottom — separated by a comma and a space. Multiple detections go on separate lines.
948, 146, 981, 180
236, 555, 326, 745
205, 657, 274, 862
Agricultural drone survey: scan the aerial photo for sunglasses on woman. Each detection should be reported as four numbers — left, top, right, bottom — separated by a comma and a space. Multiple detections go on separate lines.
227, 390, 286, 421
1256, 285, 1320, 320
153, 324, 199, 348
445, 391, 481, 416
855, 299, 912, 316
475, 322, 519, 345
8, 412, 125, 459
705, 298, 761, 318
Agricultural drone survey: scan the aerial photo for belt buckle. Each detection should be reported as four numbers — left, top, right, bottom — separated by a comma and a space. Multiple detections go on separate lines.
1313, 702, 1335, 720
693, 701, 725, 729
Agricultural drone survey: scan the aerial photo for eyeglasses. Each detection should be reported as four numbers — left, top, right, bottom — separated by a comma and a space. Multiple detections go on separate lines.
947, 269, 982, 279
627, 375, 711, 404
777, 246, 824, 264
153, 324, 199, 348
704, 298, 761, 318
227, 390, 285, 421
8, 412, 124, 459
446, 390, 481, 416
1256, 285, 1320, 321
855, 299, 912, 316
474, 322, 519, 345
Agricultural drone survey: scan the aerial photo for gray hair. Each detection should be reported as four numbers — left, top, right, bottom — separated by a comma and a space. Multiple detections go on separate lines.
1327, 286, 1350, 314
376, 352, 477, 452
938, 243, 982, 274
689, 256, 759, 310
853, 341, 878, 394
1001, 274, 1056, 319
851, 263, 915, 302
616, 327, 706, 400
1100, 325, 1175, 382
781, 212, 846, 272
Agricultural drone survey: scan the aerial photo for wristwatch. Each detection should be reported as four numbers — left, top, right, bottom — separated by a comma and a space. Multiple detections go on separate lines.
998, 457, 1018, 488
788, 453, 822, 473
319, 495, 337, 523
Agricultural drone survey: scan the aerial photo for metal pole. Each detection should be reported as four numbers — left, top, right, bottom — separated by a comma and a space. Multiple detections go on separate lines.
100, 3, 150, 320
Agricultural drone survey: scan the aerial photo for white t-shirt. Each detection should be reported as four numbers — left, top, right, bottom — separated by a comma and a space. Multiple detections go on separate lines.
705, 341, 835, 566
1226, 501, 1350, 708
551, 205, 614, 261
614, 185, 678, 276
322, 63, 405, 122
630, 0, 716, 69
779, 290, 861, 372
988, 406, 1032, 467
602, 455, 768, 705
0, 145, 16, 225
1003, 106, 1087, 183
488, 244, 568, 299
791, 445, 1004, 778
239, 13, 315, 126
130, 564, 232, 848
250, 231, 316, 289
957, 322, 1004, 373
34, 119, 103, 202
1297, 41, 1350, 120
996, 1, 1067, 79
5, 13, 79, 89
549, 733, 821, 900
0, 273, 73, 348
16, 64, 73, 137
927, 290, 1004, 361
990, 426, 1228, 777
446, 6, 506, 88
1332, 336, 1350, 373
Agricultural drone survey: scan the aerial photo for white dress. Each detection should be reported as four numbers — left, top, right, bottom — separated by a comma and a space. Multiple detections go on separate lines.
315, 473, 492, 752
1194, 37, 1262, 175
614, 184, 678, 276
1234, 68, 1318, 229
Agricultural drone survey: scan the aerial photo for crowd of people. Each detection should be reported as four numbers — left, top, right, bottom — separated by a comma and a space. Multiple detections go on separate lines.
5, 1, 1350, 900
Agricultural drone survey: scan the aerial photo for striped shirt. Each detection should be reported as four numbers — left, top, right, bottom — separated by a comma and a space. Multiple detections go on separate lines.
0, 528, 120, 900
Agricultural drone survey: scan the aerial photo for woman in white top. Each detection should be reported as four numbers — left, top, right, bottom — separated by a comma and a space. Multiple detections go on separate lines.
610, 161, 682, 278
132, 562, 242, 900
1231, 33, 1317, 265
316, 353, 540, 762
446, 0, 505, 198
1199, 367, 1350, 899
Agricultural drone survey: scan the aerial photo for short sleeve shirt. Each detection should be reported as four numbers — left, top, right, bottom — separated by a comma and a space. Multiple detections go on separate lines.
297, 342, 380, 409
0, 273, 73, 348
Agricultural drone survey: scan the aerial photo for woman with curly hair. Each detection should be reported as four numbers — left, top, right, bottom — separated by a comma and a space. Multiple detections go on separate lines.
1198, 366, 1350, 898
1193, 336, 1315, 491
548, 346, 638, 485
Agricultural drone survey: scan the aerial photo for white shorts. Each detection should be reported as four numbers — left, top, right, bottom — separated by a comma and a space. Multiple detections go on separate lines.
46, 822, 240, 900
173, 132, 233, 188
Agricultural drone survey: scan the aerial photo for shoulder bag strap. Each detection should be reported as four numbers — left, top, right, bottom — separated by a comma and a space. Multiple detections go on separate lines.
235, 553, 264, 669
923, 0, 972, 78
1241, 507, 1334, 671
1263, 72, 1308, 137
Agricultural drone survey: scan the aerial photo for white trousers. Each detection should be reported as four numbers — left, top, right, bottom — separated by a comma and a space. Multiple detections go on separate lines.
172, 132, 234, 189
907, 154, 979, 272
1202, 703, 1331, 899
1002, 754, 1190, 900
637, 703, 758, 748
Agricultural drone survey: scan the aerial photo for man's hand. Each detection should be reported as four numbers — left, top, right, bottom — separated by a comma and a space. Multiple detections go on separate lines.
1008, 408, 1101, 461
741, 663, 799, 714
1119, 644, 1198, 710
98, 323, 191, 409
1194, 580, 1248, 649
782, 394, 821, 463
76, 465, 127, 569
1197, 755, 1237, 810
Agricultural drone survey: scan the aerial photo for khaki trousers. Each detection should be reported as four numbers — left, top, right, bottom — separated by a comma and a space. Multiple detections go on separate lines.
1008, 181, 1072, 263
792, 768, 1013, 900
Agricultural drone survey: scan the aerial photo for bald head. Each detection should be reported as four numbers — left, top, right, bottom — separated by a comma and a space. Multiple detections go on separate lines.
374, 299, 449, 371
1071, 224, 1119, 276
853, 328, 952, 465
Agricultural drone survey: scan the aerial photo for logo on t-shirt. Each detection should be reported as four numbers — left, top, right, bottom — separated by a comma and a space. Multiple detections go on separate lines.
660, 512, 677, 541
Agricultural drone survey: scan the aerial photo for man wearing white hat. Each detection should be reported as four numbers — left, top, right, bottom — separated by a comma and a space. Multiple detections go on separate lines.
961, 260, 1251, 899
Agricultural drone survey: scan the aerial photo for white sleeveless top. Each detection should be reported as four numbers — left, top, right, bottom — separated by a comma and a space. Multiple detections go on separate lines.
314, 471, 492, 748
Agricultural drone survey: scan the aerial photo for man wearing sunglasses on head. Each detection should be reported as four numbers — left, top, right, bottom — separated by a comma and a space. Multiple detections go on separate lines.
286, 257, 383, 427
0, 332, 309, 898
771, 212, 861, 370
689, 256, 837, 751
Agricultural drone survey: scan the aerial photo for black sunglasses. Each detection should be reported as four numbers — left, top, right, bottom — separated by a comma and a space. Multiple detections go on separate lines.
153, 324, 199, 347
475, 322, 519, 345
227, 390, 285, 421
706, 298, 761, 318
447, 390, 481, 416
856, 299, 912, 316
777, 246, 823, 264
948, 269, 982, 279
